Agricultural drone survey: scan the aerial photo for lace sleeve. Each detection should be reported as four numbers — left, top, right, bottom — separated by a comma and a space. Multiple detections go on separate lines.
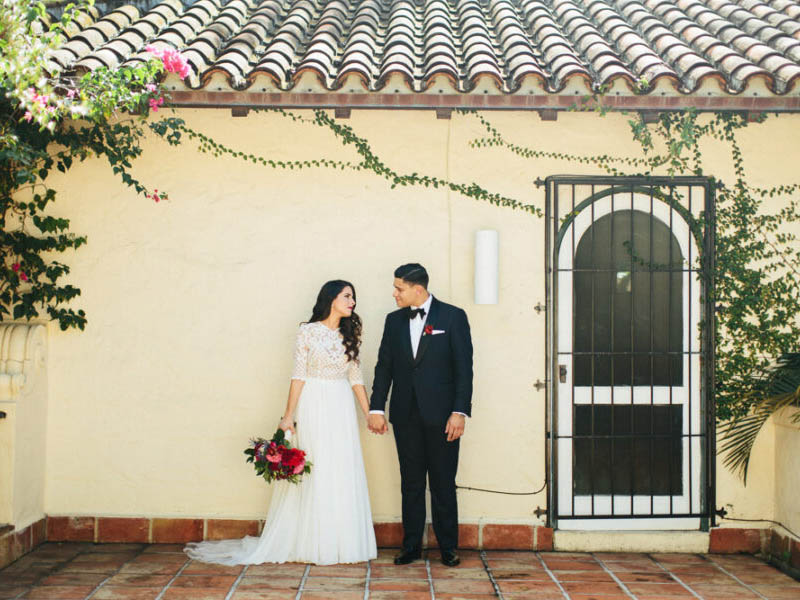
291, 325, 308, 381
347, 358, 364, 387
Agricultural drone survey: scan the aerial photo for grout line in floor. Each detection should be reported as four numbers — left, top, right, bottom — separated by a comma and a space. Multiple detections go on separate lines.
295, 563, 311, 600
592, 553, 637, 599
534, 551, 571, 599
707, 558, 769, 600
224, 563, 249, 600
479, 550, 503, 599
84, 544, 149, 600
425, 556, 436, 599
154, 557, 192, 600
649, 554, 703, 599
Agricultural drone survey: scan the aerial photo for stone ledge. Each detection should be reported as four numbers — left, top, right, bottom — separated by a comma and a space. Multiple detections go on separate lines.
0, 518, 46, 569
44, 516, 552, 550
555, 530, 711, 553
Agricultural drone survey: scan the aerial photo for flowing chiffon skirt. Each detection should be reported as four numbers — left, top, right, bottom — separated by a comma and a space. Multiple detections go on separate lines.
184, 377, 377, 565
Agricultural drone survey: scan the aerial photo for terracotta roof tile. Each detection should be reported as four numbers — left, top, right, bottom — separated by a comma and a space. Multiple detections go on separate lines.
45, 0, 800, 98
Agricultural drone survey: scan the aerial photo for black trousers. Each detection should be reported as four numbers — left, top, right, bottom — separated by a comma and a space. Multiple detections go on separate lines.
392, 395, 460, 552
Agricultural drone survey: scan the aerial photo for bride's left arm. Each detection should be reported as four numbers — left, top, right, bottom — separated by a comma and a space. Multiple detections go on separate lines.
352, 384, 370, 417
347, 359, 370, 417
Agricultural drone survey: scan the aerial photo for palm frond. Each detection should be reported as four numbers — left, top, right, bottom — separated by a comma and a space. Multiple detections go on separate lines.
718, 353, 800, 483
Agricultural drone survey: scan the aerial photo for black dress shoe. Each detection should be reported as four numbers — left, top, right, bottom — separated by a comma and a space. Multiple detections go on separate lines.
440, 549, 460, 567
394, 549, 422, 565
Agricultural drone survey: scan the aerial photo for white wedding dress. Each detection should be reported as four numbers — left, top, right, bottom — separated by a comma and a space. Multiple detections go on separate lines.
185, 322, 377, 565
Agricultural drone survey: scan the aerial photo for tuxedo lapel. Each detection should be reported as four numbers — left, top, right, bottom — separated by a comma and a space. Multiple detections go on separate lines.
413, 297, 439, 366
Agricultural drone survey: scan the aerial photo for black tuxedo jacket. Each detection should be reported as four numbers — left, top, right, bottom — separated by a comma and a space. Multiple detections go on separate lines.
370, 297, 473, 426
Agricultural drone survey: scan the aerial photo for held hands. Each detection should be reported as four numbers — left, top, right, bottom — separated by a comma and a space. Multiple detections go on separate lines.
368, 413, 388, 435
279, 415, 296, 437
445, 413, 465, 442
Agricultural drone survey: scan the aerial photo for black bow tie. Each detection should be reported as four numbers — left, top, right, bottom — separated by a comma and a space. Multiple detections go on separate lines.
409, 307, 426, 320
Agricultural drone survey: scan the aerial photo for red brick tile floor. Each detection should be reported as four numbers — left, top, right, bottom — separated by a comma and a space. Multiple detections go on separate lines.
1, 544, 798, 599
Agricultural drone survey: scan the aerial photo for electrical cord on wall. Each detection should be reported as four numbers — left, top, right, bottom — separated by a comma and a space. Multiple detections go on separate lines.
456, 480, 547, 495
720, 516, 800, 540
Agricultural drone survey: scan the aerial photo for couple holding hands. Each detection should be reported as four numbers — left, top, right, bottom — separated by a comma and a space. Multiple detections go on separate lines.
186, 263, 473, 567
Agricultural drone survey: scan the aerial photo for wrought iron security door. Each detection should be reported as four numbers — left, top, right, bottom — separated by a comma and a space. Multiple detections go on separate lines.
543, 176, 716, 530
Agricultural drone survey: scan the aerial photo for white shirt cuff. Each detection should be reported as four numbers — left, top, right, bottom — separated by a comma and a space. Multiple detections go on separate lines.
453, 412, 467, 417
369, 410, 385, 415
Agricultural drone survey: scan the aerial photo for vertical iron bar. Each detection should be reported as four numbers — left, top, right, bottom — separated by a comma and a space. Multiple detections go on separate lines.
610, 186, 616, 515
706, 181, 717, 526
629, 186, 635, 508
550, 180, 560, 526
545, 178, 553, 528
688, 185, 694, 517
668, 187, 675, 514
571, 183, 577, 518
649, 186, 655, 515
590, 184, 596, 516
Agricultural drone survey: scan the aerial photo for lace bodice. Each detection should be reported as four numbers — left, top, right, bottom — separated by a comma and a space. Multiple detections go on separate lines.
291, 322, 364, 386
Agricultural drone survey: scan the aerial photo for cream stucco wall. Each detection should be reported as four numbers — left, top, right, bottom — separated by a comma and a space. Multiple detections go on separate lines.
29, 108, 799, 527
774, 409, 800, 537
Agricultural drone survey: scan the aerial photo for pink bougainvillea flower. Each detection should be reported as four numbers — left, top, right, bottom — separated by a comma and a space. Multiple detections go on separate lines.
20, 272, 28, 282
145, 83, 157, 93
146, 45, 191, 80
11, 263, 20, 272
148, 97, 164, 112
66, 88, 77, 99
23, 111, 32, 122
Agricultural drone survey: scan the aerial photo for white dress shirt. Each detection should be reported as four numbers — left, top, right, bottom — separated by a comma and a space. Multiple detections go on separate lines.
370, 294, 466, 418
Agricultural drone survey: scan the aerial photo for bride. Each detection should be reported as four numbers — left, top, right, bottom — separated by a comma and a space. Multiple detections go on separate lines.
185, 280, 378, 565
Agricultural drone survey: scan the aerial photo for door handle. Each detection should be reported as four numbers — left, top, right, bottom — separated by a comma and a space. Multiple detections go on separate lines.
559, 364, 567, 384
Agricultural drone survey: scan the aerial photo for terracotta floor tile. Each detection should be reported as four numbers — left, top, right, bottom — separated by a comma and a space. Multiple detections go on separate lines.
428, 566, 488, 579
603, 561, 663, 572
182, 562, 244, 576
568, 595, 630, 600
650, 554, 708, 564
142, 544, 185, 554
733, 571, 797, 585
486, 551, 538, 560
20, 584, 96, 599
545, 559, 604, 571
0, 572, 42, 585
0, 587, 30, 600
432, 578, 495, 594
625, 582, 696, 596
502, 594, 564, 600
161, 588, 230, 600
369, 565, 428, 578
170, 574, 238, 588
71, 552, 135, 565
689, 583, 760, 599
368, 578, 431, 592
301, 576, 365, 591
230, 592, 297, 600
243, 564, 307, 577
104, 572, 174, 587
236, 576, 301, 591
307, 565, 367, 577
300, 593, 363, 600
611, 571, 675, 583
435, 595, 498, 600
550, 570, 615, 582
52, 562, 121, 575
85, 544, 145, 554
367, 592, 432, 600
750, 584, 800, 599
561, 581, 625, 595
490, 568, 551, 581
672, 572, 737, 584
667, 566, 726, 575
432, 558, 485, 569
118, 560, 186, 576
91, 587, 162, 600
497, 579, 562, 594
540, 551, 593, 559
38, 571, 107, 586
486, 558, 542, 570
595, 552, 652, 561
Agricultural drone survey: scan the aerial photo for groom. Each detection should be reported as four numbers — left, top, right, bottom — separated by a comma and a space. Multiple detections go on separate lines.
368, 263, 473, 567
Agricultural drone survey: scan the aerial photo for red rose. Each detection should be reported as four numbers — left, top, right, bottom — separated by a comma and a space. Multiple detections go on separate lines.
424, 324, 433, 335
283, 448, 305, 467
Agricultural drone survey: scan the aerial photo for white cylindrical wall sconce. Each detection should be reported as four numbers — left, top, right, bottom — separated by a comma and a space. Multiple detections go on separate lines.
474, 230, 499, 304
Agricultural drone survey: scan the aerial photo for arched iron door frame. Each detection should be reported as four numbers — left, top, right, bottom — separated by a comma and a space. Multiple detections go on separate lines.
541, 175, 716, 530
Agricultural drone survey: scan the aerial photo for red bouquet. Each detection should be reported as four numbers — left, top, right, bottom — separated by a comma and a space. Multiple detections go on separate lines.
244, 428, 312, 484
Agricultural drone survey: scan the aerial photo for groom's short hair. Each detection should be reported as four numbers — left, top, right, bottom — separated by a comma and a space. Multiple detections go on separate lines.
395, 263, 429, 289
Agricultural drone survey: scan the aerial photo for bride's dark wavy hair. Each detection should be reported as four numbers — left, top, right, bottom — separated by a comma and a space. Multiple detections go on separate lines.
307, 280, 362, 362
